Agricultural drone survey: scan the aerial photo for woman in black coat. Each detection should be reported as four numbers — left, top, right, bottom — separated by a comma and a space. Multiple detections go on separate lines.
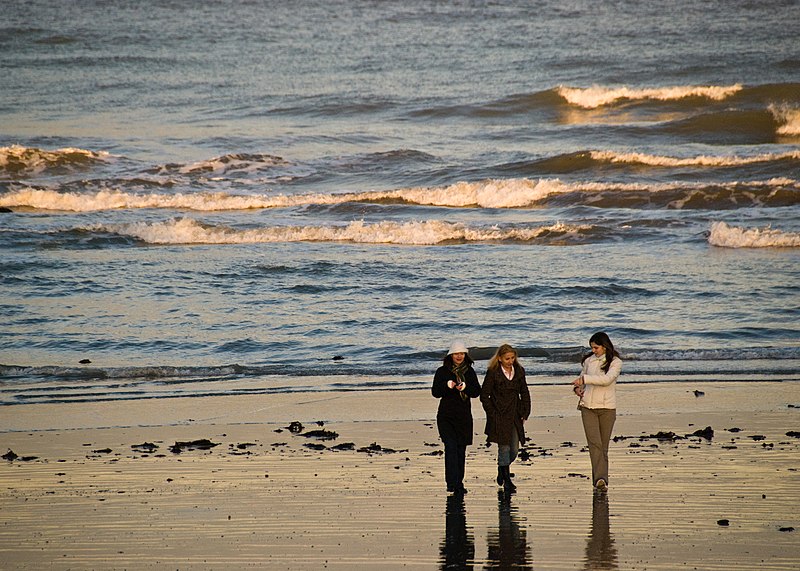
481, 343, 531, 492
432, 340, 481, 495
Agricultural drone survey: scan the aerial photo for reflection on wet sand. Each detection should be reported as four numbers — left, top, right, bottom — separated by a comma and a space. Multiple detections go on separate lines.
584, 492, 618, 570
440, 494, 475, 570
485, 490, 532, 570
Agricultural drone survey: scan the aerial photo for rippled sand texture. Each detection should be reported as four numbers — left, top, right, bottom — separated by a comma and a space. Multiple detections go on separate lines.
1, 384, 799, 569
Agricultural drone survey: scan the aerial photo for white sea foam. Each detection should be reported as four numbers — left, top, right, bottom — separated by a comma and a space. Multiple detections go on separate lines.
557, 84, 743, 109
100, 218, 588, 246
0, 179, 572, 212
770, 104, 800, 136
3, 177, 797, 212
708, 221, 800, 248
175, 153, 289, 175
589, 150, 800, 167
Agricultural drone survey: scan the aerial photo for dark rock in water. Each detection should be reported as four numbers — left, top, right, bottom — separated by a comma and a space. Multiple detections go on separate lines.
2, 449, 19, 461
0, 207, 12, 213
717, 519, 730, 526
301, 429, 338, 440
690, 426, 714, 440
287, 421, 304, 434
693, 390, 705, 397
786, 431, 800, 438
131, 442, 159, 452
332, 355, 344, 361
329, 442, 355, 451
169, 439, 219, 453
303, 443, 326, 450
779, 526, 795, 532
79, 359, 92, 364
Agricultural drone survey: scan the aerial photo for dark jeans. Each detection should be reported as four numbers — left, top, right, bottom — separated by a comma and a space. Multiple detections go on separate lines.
442, 435, 467, 489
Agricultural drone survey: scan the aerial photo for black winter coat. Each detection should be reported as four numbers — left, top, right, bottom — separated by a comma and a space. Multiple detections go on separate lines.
480, 364, 531, 445
432, 365, 481, 446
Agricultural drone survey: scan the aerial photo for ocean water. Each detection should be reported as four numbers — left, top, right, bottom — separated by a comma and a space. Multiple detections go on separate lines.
1, 0, 799, 406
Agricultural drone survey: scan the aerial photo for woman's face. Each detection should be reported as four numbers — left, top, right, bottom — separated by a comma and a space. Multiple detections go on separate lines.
590, 342, 606, 357
451, 352, 465, 365
499, 351, 516, 369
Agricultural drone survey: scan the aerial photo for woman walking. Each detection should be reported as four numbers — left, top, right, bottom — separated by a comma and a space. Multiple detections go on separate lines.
481, 344, 531, 493
572, 332, 622, 492
432, 340, 481, 495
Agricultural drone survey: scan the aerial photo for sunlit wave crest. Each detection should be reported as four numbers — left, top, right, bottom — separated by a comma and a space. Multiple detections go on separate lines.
770, 103, 800, 136
98, 217, 591, 246
556, 84, 743, 108
0, 145, 111, 177
709, 221, 800, 248
3, 177, 797, 212
589, 149, 800, 167
0, 179, 570, 211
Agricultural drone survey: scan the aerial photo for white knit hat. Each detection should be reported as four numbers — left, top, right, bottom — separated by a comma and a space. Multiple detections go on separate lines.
447, 340, 469, 355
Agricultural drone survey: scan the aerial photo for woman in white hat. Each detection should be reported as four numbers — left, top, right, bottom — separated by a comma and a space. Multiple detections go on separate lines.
432, 340, 481, 495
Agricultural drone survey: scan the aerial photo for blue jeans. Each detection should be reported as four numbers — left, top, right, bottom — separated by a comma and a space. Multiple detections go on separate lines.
497, 427, 519, 467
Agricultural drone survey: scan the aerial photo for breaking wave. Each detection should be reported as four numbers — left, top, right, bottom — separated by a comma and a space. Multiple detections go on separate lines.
98, 218, 593, 246
149, 152, 291, 176
3, 177, 798, 212
771, 103, 800, 136
588, 149, 800, 168
0, 145, 111, 177
556, 84, 743, 109
709, 221, 800, 248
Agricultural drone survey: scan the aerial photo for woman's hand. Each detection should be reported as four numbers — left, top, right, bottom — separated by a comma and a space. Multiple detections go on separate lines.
447, 380, 456, 389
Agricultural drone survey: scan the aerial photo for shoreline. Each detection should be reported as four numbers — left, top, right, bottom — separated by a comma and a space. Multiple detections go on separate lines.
2, 380, 797, 432
2, 381, 799, 569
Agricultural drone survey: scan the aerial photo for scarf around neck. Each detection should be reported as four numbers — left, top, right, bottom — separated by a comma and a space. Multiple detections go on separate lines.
451, 361, 470, 400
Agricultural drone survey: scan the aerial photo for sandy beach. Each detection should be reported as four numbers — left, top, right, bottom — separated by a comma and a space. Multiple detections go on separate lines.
1, 381, 799, 570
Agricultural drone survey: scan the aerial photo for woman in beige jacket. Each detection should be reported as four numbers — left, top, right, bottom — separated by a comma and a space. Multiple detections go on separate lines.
571, 332, 622, 491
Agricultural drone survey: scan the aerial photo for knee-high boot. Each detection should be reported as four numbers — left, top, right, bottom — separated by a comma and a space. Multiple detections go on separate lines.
502, 465, 516, 492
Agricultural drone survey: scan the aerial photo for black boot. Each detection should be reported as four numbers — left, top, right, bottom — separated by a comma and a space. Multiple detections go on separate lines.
502, 465, 516, 493
496, 466, 504, 486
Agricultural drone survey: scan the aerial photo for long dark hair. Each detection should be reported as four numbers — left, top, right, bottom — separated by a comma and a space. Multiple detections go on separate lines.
581, 331, 620, 373
443, 353, 474, 367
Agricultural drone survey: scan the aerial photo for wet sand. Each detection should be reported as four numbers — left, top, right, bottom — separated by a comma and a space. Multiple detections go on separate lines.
1, 381, 799, 570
